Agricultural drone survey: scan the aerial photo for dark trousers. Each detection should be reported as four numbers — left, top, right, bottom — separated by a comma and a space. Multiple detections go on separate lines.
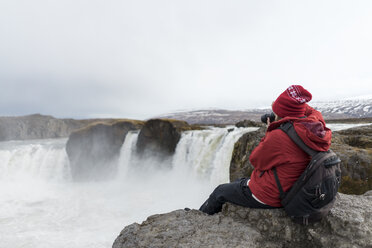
199, 178, 278, 215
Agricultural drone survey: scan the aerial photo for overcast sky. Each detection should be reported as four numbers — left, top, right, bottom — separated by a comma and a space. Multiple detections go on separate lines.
1, 0, 372, 119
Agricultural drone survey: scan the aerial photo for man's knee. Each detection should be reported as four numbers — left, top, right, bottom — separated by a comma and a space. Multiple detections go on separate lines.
212, 183, 236, 202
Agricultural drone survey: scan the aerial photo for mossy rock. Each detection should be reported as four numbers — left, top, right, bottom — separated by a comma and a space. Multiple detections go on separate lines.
331, 125, 372, 194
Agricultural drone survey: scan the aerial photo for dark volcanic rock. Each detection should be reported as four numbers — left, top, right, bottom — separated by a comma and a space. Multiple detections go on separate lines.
66, 120, 143, 181
113, 191, 372, 248
230, 126, 266, 181
136, 119, 193, 157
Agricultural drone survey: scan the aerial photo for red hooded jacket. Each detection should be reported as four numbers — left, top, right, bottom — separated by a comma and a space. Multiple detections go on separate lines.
248, 105, 332, 207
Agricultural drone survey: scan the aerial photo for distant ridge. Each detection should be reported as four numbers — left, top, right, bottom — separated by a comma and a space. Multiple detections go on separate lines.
157, 96, 372, 125
313, 95, 372, 119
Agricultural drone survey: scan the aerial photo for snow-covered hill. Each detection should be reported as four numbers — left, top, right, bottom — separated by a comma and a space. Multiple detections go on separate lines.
313, 96, 372, 119
156, 96, 372, 124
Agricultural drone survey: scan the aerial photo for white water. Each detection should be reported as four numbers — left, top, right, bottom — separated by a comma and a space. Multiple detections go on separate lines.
0, 126, 256, 248
327, 123, 372, 131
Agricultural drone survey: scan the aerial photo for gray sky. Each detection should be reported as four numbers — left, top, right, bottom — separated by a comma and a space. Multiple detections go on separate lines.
1, 0, 372, 119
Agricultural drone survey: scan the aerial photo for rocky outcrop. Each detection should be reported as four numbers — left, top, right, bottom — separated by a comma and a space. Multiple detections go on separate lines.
136, 119, 197, 157
230, 126, 266, 181
335, 124, 372, 149
66, 120, 144, 181
330, 125, 372, 194
113, 191, 372, 248
235, 119, 263, 128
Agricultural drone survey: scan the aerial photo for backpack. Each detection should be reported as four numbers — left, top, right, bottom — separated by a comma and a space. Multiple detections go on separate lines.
272, 122, 341, 225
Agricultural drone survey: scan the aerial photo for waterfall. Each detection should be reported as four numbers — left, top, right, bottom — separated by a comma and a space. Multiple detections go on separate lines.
0, 126, 258, 184
116, 126, 259, 186
117, 131, 140, 179
171, 127, 259, 185
0, 138, 71, 182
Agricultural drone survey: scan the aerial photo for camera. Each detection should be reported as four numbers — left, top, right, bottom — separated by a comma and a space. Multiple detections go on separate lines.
261, 112, 275, 124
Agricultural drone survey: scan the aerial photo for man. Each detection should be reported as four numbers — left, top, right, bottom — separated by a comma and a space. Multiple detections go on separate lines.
199, 85, 332, 214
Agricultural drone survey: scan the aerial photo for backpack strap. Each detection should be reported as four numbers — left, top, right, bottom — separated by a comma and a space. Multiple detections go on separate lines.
272, 167, 286, 200
272, 121, 319, 200
279, 122, 318, 157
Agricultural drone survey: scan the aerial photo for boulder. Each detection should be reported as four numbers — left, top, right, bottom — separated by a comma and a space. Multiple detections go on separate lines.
66, 119, 143, 181
136, 119, 195, 157
113, 191, 372, 248
235, 119, 263, 128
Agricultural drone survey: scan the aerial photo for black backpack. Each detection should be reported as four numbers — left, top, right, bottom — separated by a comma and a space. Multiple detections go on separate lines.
272, 122, 341, 225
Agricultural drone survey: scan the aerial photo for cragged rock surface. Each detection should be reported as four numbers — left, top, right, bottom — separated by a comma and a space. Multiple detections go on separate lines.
113, 192, 372, 248
136, 119, 198, 157
331, 125, 372, 194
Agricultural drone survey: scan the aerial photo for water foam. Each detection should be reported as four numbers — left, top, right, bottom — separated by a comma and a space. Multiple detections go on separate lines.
0, 138, 71, 182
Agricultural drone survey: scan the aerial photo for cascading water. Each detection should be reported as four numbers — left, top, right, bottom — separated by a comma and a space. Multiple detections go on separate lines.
0, 126, 258, 248
171, 127, 259, 185
0, 138, 71, 182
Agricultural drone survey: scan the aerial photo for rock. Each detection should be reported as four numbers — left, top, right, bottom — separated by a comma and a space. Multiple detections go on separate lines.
66, 119, 143, 181
136, 119, 194, 157
113, 210, 261, 248
331, 125, 372, 194
230, 126, 266, 181
113, 191, 372, 248
336, 124, 372, 149
235, 119, 263, 128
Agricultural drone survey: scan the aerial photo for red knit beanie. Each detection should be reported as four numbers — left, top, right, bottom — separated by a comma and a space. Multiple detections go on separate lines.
272, 85, 312, 118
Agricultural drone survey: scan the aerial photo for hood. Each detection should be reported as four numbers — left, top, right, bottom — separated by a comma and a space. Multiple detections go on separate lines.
294, 120, 332, 151
267, 116, 332, 152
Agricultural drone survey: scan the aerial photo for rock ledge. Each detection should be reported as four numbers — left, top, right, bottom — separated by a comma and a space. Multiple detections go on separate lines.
113, 191, 372, 248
